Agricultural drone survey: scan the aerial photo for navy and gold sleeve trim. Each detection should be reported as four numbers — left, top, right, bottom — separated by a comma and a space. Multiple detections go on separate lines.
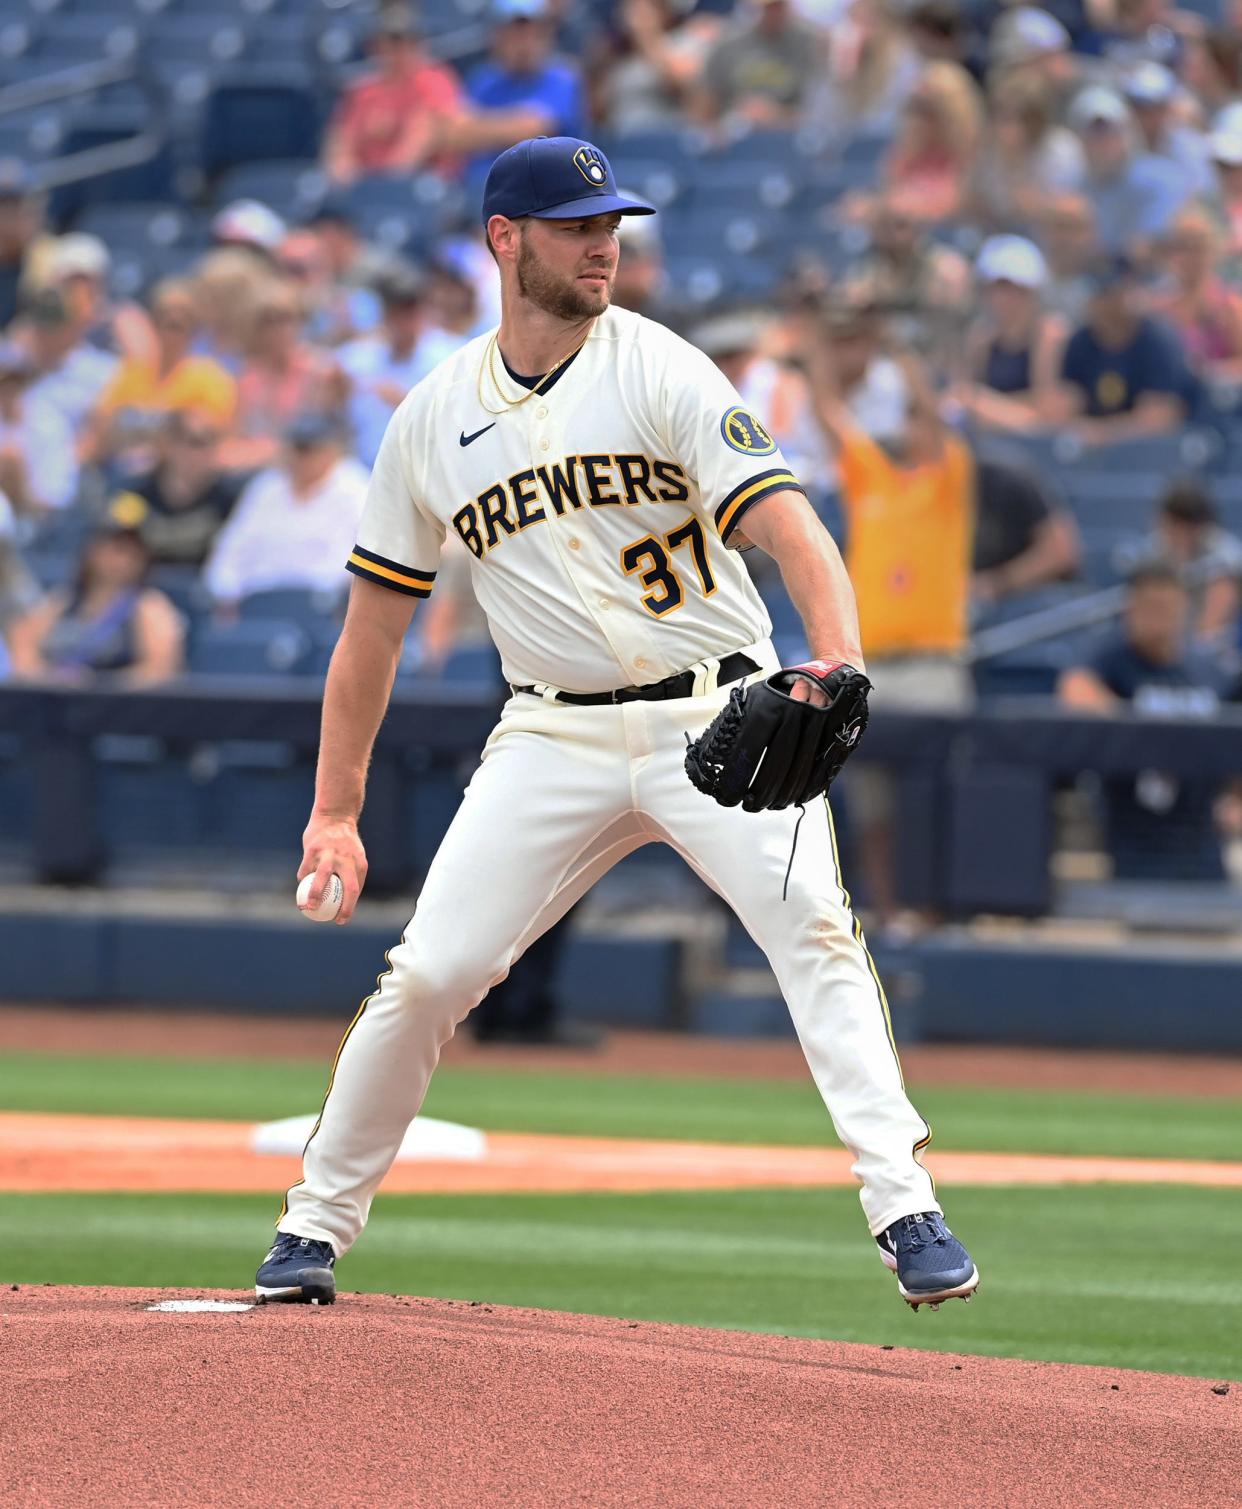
345, 544, 436, 598
714, 468, 805, 542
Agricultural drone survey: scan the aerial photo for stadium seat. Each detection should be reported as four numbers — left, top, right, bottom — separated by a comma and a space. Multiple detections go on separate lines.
597, 156, 685, 210
200, 69, 322, 177
147, 565, 210, 620
592, 127, 701, 169
188, 620, 313, 677
1009, 428, 1219, 477
242, 15, 313, 64
51, 112, 177, 223
73, 200, 200, 250
440, 644, 502, 687
1079, 526, 1138, 587
210, 158, 325, 221
142, 17, 248, 66
703, 128, 796, 168
1059, 472, 1169, 528
237, 588, 342, 629
342, 172, 466, 255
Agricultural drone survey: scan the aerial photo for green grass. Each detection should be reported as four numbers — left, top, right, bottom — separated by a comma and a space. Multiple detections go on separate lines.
2, 1185, 1238, 1379
1, 1050, 1239, 1162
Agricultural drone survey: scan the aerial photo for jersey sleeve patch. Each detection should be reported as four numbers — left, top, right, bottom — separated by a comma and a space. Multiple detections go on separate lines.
346, 543, 436, 598
720, 407, 777, 457
714, 467, 804, 542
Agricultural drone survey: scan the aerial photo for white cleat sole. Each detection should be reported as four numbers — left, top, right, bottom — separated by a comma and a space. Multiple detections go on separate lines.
900, 1266, 980, 1311
255, 1281, 335, 1305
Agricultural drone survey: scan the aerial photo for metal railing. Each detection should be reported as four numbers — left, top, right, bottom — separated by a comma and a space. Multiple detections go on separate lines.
0, 55, 167, 197
969, 585, 1125, 664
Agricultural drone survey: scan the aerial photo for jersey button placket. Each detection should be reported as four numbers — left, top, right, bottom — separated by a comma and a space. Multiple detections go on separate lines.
529, 372, 631, 684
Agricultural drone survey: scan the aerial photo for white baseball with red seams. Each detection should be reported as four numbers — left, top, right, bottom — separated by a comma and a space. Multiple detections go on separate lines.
276, 302, 941, 1258
297, 872, 343, 923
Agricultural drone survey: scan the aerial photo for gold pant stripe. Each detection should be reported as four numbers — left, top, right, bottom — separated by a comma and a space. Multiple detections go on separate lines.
277, 941, 401, 1225
824, 801, 935, 1191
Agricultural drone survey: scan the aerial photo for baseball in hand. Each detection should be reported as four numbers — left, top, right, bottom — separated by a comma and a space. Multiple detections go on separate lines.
297, 872, 344, 923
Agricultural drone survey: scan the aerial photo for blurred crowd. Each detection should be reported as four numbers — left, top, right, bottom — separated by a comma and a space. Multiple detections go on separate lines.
2, 0, 1242, 888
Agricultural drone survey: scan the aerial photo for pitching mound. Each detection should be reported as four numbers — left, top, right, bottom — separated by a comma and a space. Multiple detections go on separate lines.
1, 1287, 1236, 1507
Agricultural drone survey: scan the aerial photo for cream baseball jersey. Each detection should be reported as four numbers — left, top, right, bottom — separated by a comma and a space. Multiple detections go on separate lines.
345, 305, 807, 693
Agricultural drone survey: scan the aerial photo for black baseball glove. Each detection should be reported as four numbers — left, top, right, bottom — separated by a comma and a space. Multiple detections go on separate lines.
685, 660, 872, 812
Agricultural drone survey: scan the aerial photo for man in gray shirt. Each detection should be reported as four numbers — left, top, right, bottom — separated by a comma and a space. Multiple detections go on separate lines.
697, 0, 821, 128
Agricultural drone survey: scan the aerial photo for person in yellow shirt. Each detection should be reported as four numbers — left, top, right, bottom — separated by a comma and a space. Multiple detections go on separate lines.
83, 277, 237, 466
807, 327, 974, 924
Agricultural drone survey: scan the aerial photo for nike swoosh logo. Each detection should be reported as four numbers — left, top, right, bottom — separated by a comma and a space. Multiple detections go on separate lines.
459, 423, 496, 447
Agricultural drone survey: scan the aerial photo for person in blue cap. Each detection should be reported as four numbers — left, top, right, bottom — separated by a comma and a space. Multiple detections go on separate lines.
255, 135, 979, 1318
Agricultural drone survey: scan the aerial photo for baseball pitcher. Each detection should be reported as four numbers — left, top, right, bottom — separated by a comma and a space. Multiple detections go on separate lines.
255, 136, 979, 1314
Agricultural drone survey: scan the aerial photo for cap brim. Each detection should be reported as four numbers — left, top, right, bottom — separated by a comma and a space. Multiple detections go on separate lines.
526, 192, 656, 219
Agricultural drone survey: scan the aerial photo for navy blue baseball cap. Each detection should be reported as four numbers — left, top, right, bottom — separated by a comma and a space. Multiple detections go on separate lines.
481, 136, 656, 226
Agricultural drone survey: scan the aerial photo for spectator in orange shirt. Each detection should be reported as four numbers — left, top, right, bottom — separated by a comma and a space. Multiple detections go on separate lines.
322, 4, 465, 185
807, 331, 974, 925
85, 278, 236, 469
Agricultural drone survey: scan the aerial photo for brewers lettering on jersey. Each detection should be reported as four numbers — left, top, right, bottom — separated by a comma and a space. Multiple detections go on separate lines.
254, 136, 979, 1314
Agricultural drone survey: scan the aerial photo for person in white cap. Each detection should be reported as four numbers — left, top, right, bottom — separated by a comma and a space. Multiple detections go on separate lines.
211, 199, 287, 261
1068, 83, 1190, 255
955, 234, 1066, 431
1122, 62, 1213, 196
988, 5, 1075, 102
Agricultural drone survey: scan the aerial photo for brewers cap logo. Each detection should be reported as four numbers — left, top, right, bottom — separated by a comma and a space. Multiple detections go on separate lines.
572, 146, 609, 186
720, 407, 776, 456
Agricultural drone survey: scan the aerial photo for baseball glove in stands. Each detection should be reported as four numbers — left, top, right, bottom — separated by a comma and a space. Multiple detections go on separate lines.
685, 660, 872, 812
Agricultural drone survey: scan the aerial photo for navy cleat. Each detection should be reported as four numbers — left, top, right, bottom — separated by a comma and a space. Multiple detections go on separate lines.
876, 1212, 979, 1311
255, 1233, 337, 1305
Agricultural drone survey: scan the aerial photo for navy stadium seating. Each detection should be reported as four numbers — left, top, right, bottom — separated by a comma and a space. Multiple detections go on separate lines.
188, 620, 313, 677
200, 67, 322, 177
210, 157, 325, 220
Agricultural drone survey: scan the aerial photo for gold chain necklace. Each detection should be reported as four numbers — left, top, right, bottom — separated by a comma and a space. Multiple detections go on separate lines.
476, 327, 592, 417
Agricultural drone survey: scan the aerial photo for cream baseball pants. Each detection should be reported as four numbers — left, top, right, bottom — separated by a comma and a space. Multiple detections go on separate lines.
280, 645, 939, 1253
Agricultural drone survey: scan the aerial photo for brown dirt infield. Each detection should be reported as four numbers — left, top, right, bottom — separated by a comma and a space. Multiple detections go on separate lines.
6, 1004, 1242, 1096
4, 1111, 1242, 1196
1, 1286, 1237, 1509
